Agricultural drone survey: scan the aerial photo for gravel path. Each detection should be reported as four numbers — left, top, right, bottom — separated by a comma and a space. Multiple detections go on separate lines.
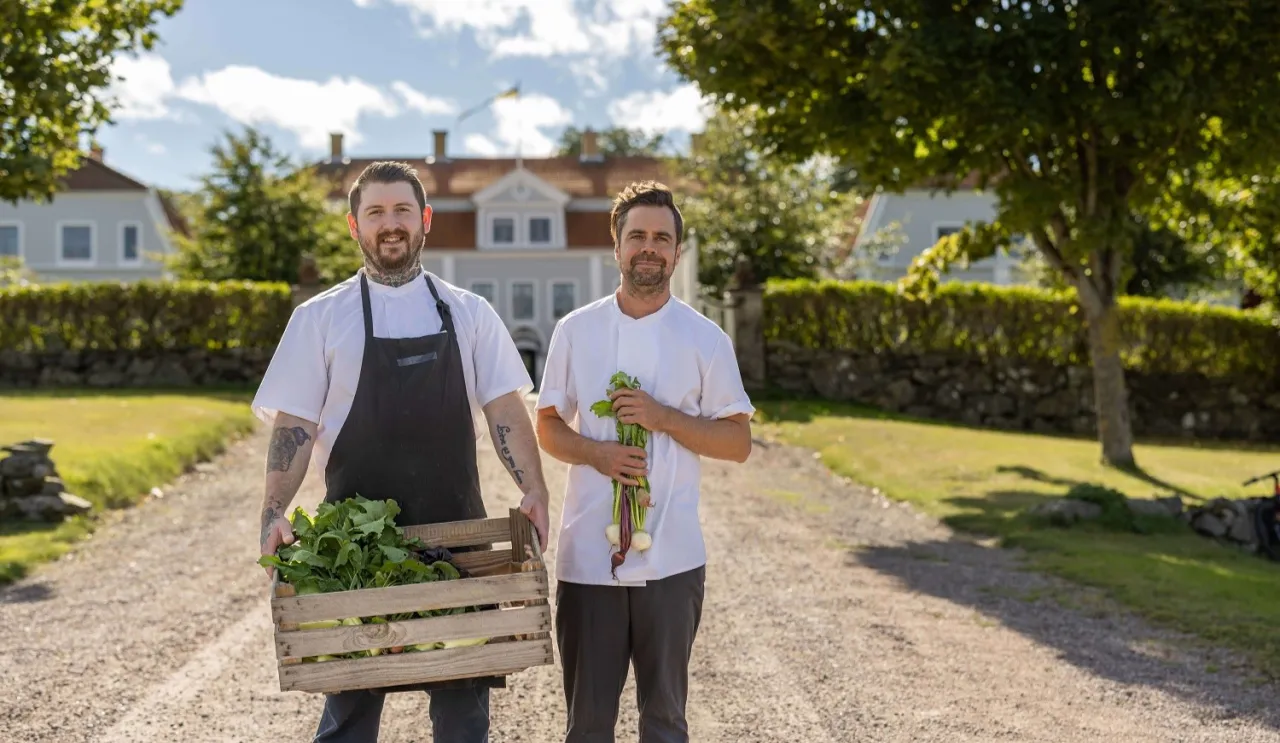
4, 402, 1280, 742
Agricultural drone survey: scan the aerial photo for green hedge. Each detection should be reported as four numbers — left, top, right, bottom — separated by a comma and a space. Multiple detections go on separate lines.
764, 279, 1280, 378
0, 280, 293, 353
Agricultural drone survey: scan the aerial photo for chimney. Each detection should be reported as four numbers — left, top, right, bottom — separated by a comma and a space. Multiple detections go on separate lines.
580, 127, 601, 162
330, 132, 344, 162
89, 144, 104, 162
433, 130, 448, 161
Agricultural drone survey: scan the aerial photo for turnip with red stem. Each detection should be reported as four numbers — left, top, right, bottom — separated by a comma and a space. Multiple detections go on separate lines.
591, 371, 653, 577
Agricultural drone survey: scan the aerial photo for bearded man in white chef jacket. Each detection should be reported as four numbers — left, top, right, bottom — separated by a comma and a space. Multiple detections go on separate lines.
535, 180, 755, 743
251, 161, 551, 743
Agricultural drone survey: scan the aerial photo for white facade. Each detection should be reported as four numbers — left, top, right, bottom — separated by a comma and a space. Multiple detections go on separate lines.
0, 189, 176, 283
853, 188, 1032, 286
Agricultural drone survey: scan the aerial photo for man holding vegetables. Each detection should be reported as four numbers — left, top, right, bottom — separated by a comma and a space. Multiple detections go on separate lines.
535, 180, 755, 743
250, 160, 551, 742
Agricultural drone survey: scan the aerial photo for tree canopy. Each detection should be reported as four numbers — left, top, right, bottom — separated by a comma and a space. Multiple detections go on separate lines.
1, 0, 184, 203
659, 0, 1280, 467
677, 105, 861, 297
167, 127, 357, 285
555, 126, 668, 158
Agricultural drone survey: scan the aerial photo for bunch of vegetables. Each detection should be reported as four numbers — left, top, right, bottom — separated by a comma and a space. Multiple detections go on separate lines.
258, 495, 487, 662
589, 371, 653, 578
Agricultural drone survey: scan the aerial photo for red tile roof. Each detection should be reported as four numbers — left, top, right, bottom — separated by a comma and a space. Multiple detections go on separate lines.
317, 155, 680, 201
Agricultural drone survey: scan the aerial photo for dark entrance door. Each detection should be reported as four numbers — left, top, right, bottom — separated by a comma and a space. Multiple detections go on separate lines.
519, 348, 539, 390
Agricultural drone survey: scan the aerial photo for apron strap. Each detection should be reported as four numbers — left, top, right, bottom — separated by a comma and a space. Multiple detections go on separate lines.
359, 272, 374, 339
423, 274, 454, 331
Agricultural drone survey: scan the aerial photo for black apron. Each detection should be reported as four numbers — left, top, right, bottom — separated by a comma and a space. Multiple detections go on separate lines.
324, 271, 501, 693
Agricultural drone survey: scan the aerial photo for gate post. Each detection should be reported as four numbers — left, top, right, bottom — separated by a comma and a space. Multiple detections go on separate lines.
725, 285, 766, 393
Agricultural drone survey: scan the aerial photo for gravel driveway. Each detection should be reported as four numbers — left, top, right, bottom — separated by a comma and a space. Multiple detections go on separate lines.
4, 404, 1280, 742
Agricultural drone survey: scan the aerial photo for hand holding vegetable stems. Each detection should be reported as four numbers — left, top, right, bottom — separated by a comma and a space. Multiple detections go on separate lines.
591, 372, 667, 578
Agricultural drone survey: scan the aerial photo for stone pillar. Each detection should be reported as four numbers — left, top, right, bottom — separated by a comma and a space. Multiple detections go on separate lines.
725, 286, 766, 393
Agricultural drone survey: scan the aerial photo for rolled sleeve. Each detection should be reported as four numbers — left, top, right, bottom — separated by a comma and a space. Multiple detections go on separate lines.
471, 297, 534, 407
699, 333, 756, 420
536, 319, 576, 421
251, 307, 328, 426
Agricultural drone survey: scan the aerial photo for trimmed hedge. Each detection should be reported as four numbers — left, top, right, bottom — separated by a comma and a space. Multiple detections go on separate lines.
764, 279, 1280, 379
0, 280, 293, 353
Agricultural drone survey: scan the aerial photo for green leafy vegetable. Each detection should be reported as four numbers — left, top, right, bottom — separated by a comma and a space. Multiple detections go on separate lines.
260, 495, 489, 661
592, 372, 654, 577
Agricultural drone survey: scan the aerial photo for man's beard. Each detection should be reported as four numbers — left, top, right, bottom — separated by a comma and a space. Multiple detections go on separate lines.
622, 253, 670, 296
359, 226, 424, 286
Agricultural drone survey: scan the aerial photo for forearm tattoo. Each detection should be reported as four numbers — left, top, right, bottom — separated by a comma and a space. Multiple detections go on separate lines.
267, 426, 311, 472
495, 423, 525, 484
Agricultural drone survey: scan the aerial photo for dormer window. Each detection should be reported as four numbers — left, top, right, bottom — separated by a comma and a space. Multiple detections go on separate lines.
492, 216, 515, 244
529, 216, 551, 244
473, 167, 571, 250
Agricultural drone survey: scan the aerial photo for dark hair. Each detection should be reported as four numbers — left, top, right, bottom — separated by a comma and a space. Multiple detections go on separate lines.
348, 161, 427, 217
610, 180, 683, 246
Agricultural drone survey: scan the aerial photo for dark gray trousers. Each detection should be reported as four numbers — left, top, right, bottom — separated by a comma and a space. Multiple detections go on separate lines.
554, 565, 706, 743
311, 685, 489, 742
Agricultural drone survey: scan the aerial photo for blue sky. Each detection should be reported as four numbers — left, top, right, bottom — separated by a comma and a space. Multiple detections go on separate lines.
98, 0, 710, 192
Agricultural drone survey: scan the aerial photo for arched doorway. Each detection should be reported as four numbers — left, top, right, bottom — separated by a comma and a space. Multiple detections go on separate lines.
509, 326, 544, 390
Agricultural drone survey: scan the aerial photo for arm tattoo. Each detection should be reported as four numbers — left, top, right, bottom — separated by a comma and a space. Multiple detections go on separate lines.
267, 426, 311, 472
494, 423, 525, 484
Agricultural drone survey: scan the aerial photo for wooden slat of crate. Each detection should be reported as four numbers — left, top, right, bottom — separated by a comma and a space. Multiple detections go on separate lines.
277, 604, 551, 659
449, 549, 511, 576
272, 571, 547, 625
403, 518, 510, 548
279, 638, 554, 694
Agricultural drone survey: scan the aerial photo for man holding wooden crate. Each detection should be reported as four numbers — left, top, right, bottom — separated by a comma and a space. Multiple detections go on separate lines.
535, 181, 755, 742
251, 160, 552, 742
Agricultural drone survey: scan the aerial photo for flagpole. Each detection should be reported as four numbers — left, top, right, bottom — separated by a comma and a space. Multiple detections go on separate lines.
456, 82, 521, 126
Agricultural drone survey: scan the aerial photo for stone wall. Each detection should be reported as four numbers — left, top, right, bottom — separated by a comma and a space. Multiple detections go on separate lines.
0, 440, 91, 522
0, 348, 273, 389
766, 341, 1280, 441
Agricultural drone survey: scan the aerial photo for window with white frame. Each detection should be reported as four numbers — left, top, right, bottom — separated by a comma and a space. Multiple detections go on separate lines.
529, 216, 552, 245
492, 217, 515, 245
935, 224, 964, 241
0, 225, 18, 258
551, 281, 576, 320
120, 223, 141, 263
470, 280, 496, 305
60, 224, 93, 263
511, 281, 535, 321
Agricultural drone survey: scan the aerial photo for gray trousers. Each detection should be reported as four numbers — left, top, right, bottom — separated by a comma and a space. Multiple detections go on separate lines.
312, 685, 489, 742
554, 565, 706, 743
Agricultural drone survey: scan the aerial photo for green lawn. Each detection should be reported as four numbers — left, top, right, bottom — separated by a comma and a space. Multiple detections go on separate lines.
756, 398, 1280, 675
0, 388, 257, 584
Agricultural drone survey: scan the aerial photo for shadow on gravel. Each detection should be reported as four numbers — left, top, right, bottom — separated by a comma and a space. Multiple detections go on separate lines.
0, 582, 53, 604
852, 537, 1280, 732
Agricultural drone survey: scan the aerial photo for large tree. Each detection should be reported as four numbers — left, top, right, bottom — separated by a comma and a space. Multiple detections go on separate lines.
1, 0, 184, 203
168, 127, 355, 285
555, 126, 668, 158
659, 0, 1280, 468
678, 105, 862, 297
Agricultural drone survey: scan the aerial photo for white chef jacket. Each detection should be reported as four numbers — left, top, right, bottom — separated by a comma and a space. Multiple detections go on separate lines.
251, 268, 533, 475
536, 291, 755, 586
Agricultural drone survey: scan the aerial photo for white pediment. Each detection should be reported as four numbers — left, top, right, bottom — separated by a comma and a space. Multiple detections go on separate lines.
472, 167, 571, 207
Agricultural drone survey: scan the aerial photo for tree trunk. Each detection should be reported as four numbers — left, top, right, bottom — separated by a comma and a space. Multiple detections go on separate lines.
1082, 299, 1137, 469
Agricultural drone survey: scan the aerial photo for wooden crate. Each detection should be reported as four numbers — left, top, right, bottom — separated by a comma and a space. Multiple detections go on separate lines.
269, 508, 554, 694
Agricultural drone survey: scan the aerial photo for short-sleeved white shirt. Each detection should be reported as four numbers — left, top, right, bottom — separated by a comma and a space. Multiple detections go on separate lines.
536, 292, 755, 586
251, 268, 533, 475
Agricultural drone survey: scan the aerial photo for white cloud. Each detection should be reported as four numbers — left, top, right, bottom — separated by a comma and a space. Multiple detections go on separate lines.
175, 66, 403, 150
107, 54, 177, 120
464, 134, 501, 157
391, 81, 457, 116
465, 94, 572, 156
607, 84, 712, 135
356, 0, 668, 88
